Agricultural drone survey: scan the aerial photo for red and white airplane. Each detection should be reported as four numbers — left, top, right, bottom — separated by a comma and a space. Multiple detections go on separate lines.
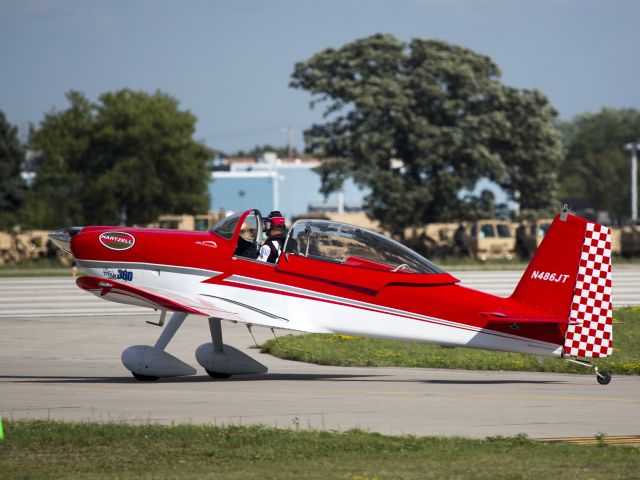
49, 209, 614, 384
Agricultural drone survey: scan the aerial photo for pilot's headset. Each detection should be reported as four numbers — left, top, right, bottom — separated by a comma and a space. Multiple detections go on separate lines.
263, 211, 286, 234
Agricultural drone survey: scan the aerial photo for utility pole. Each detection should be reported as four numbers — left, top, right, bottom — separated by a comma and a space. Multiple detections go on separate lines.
624, 143, 640, 223
268, 154, 280, 212
282, 126, 294, 159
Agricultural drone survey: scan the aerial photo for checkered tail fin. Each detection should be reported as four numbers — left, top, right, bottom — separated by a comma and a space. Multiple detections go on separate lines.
510, 213, 613, 358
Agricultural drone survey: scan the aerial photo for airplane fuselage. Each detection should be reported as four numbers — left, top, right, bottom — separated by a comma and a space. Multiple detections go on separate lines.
70, 225, 566, 358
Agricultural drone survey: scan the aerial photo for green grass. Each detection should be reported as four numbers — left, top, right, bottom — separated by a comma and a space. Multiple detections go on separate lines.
1, 420, 639, 479
0, 257, 72, 277
261, 308, 640, 375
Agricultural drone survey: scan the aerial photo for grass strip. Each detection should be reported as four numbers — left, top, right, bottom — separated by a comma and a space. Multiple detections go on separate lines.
0, 258, 72, 277
0, 268, 71, 278
1, 420, 639, 479
261, 308, 640, 375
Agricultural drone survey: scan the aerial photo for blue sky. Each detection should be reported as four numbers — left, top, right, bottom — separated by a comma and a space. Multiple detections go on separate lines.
1, 0, 639, 153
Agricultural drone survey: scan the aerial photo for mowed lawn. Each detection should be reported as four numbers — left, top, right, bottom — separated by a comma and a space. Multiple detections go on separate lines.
261, 308, 640, 375
1, 421, 639, 479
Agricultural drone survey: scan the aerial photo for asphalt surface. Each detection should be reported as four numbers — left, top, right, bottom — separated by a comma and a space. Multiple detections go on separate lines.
1, 268, 639, 438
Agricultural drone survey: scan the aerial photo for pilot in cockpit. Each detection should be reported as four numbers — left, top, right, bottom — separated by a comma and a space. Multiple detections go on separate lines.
257, 211, 287, 263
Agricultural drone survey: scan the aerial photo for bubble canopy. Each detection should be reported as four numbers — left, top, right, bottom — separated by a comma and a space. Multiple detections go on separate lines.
283, 219, 444, 274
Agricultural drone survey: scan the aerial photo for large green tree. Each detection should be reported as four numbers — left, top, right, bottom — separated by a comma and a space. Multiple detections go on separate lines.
26, 90, 211, 228
559, 108, 640, 224
291, 34, 563, 236
0, 111, 27, 229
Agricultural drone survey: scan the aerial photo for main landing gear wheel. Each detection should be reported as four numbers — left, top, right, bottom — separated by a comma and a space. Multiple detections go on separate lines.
132, 372, 159, 381
596, 371, 612, 385
205, 369, 232, 379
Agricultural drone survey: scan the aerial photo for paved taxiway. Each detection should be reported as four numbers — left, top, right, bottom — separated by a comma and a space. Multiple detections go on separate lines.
1, 268, 639, 438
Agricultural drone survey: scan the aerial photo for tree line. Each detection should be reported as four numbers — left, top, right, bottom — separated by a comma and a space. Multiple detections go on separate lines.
1, 90, 211, 229
1, 33, 638, 233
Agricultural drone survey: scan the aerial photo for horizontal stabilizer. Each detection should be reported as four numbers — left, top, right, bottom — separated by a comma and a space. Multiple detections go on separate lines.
481, 313, 570, 325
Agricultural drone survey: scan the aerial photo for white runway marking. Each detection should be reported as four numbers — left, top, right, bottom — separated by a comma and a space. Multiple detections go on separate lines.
0, 277, 155, 318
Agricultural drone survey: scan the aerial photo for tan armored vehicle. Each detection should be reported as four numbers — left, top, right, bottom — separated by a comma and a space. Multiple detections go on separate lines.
325, 212, 381, 232
0, 232, 15, 265
609, 227, 622, 256
157, 214, 195, 231
29, 230, 53, 258
9, 230, 55, 262
194, 212, 224, 231
157, 212, 224, 231
404, 223, 458, 258
514, 219, 553, 259
620, 224, 640, 257
13, 232, 34, 261
469, 220, 515, 261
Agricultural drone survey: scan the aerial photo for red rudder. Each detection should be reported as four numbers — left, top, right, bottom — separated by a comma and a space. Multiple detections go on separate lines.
511, 213, 613, 358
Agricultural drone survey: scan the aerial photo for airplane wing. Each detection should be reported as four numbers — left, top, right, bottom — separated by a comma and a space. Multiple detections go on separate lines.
77, 276, 239, 318
75, 276, 317, 332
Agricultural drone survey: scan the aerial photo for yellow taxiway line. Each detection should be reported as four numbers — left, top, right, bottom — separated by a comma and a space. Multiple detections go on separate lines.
536, 435, 640, 446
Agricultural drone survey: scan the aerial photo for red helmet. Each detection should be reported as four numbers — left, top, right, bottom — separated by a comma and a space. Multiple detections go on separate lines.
264, 211, 286, 231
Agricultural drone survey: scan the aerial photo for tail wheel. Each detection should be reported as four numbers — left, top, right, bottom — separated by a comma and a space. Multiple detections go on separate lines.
205, 369, 232, 379
132, 372, 159, 381
596, 371, 612, 385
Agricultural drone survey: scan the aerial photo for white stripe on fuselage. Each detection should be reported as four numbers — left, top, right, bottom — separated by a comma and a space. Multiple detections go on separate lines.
77, 259, 223, 278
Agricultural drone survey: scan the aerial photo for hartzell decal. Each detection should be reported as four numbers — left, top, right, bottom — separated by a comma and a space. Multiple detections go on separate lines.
99, 232, 136, 251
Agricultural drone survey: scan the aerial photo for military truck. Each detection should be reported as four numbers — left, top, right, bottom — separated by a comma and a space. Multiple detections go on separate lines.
402, 223, 458, 258
157, 214, 195, 231
194, 212, 224, 231
609, 227, 622, 256
0, 232, 15, 265
620, 224, 640, 257
156, 212, 224, 231
404, 220, 515, 261
0, 229, 57, 265
325, 212, 381, 232
13, 232, 35, 261
30, 230, 54, 258
468, 220, 515, 261
513, 219, 553, 260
